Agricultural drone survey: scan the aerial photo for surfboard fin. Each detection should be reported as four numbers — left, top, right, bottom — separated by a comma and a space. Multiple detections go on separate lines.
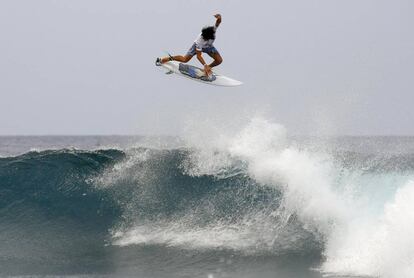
165, 70, 173, 75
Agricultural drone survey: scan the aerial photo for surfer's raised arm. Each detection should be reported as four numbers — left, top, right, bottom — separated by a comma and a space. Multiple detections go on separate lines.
214, 14, 222, 28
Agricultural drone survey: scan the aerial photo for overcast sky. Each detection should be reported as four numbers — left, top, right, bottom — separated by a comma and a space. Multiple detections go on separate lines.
1, 0, 413, 136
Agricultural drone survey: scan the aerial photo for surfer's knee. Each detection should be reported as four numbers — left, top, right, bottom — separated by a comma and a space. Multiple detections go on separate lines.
215, 56, 223, 65
183, 55, 193, 63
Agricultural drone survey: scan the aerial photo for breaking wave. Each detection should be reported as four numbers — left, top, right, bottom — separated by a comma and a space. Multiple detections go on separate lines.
1, 118, 414, 277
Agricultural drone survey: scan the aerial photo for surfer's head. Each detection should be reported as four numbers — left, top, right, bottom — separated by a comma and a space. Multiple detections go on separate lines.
201, 26, 216, 40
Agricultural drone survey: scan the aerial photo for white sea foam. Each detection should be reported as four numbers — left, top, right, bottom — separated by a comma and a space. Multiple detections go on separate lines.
183, 117, 414, 277
322, 180, 414, 278
113, 208, 305, 253
113, 117, 414, 277
183, 117, 350, 234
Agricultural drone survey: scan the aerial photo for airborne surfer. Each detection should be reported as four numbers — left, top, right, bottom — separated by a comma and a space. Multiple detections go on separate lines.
156, 14, 223, 76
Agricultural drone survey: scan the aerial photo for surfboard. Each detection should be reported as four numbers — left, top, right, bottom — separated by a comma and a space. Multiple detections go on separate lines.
158, 61, 242, 87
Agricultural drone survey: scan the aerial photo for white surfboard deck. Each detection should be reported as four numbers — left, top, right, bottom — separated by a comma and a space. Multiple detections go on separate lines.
158, 61, 242, 87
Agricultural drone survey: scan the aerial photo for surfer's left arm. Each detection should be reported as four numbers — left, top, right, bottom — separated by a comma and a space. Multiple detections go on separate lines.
214, 14, 222, 28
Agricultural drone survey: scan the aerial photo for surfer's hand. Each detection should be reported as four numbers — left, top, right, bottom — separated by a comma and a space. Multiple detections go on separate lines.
204, 65, 212, 76
214, 14, 222, 28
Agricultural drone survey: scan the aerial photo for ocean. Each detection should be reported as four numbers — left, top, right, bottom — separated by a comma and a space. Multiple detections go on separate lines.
1, 119, 414, 278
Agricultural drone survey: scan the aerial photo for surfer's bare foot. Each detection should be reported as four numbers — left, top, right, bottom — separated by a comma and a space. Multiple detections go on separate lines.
156, 56, 174, 65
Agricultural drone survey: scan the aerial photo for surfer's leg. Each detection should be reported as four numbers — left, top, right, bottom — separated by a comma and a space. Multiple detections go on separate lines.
160, 43, 197, 63
205, 47, 222, 67
163, 55, 193, 63
157, 53, 193, 66
160, 54, 194, 63
207, 52, 223, 67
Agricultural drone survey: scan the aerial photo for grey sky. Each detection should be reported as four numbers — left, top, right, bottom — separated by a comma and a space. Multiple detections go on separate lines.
1, 0, 413, 136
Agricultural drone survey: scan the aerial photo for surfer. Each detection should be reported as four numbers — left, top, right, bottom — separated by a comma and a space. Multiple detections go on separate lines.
156, 14, 223, 76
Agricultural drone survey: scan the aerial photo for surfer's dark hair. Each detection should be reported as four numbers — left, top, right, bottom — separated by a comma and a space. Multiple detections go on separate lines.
201, 26, 216, 40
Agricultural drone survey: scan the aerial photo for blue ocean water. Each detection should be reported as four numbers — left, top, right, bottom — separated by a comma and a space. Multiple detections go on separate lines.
1, 123, 414, 277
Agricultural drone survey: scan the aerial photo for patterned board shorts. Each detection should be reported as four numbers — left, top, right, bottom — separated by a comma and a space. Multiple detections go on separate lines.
186, 43, 220, 56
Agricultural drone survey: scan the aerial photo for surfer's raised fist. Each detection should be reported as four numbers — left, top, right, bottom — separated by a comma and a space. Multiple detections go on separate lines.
214, 14, 221, 19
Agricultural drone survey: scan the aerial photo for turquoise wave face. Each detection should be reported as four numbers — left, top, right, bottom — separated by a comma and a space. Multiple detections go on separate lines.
0, 149, 124, 225
0, 148, 290, 233
0, 148, 314, 276
1, 145, 414, 277
0, 149, 124, 274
